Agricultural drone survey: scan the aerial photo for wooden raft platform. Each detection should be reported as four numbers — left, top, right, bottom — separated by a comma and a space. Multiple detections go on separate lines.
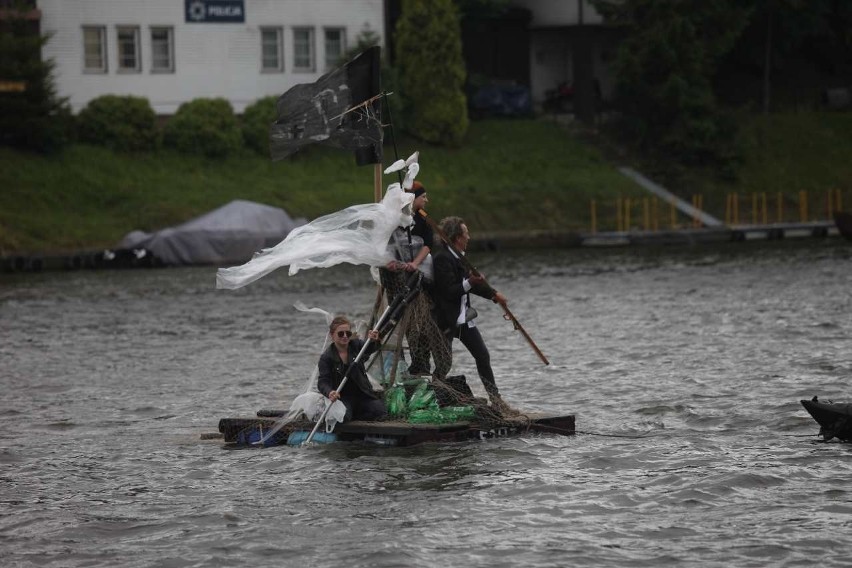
218, 411, 575, 447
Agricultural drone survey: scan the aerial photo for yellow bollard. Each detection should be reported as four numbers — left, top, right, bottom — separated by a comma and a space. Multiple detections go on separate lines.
799, 190, 808, 222
752, 193, 758, 225
724, 193, 730, 225
590, 199, 597, 234
732, 193, 740, 225
616, 196, 623, 232
625, 197, 632, 231
653, 197, 660, 232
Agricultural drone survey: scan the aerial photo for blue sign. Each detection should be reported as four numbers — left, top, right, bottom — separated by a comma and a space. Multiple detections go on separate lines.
185, 0, 245, 23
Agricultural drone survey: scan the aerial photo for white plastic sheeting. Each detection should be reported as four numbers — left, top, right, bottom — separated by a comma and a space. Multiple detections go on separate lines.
119, 200, 306, 266
216, 184, 414, 290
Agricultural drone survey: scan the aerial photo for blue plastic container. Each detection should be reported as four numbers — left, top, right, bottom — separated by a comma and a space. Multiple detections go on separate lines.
287, 431, 338, 446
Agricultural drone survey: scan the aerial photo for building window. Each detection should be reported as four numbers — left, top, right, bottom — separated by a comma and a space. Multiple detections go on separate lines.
82, 26, 107, 73
150, 27, 174, 73
324, 28, 346, 70
293, 27, 314, 72
261, 27, 283, 72
117, 26, 141, 72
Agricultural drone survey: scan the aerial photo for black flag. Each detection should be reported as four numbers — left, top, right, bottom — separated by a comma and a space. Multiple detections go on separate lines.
269, 46, 382, 165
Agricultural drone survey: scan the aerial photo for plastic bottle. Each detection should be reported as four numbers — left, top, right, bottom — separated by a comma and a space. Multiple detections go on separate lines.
386, 383, 407, 417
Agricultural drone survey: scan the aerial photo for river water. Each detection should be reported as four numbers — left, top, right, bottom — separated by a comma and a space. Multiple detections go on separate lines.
2, 239, 852, 567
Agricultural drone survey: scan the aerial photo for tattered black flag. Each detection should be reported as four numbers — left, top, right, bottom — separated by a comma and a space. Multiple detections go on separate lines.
269, 46, 382, 166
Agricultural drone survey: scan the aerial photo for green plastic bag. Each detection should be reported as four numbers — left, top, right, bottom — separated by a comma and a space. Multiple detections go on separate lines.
385, 384, 407, 418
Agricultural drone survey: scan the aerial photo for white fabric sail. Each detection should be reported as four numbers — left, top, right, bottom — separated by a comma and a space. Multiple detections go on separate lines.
216, 184, 414, 290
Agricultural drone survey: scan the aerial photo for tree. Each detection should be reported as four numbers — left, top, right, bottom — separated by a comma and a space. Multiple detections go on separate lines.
395, 0, 469, 146
0, 1, 71, 153
718, 0, 852, 113
594, 0, 751, 168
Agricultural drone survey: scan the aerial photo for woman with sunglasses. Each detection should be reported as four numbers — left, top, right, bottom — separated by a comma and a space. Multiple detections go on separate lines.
317, 315, 387, 422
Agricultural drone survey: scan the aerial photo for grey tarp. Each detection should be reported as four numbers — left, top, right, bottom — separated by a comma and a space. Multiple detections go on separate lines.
119, 200, 306, 266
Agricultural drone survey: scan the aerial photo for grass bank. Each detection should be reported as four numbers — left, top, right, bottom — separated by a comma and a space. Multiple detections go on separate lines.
0, 119, 643, 254
2, 112, 851, 254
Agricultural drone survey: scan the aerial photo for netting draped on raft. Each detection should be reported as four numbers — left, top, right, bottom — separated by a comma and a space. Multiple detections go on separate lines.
216, 184, 414, 289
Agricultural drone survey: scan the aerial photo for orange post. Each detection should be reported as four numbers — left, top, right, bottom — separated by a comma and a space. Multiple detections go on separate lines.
776, 192, 783, 223
653, 197, 660, 231
624, 197, 632, 231
732, 193, 739, 225
616, 196, 623, 232
590, 199, 597, 234
751, 193, 758, 225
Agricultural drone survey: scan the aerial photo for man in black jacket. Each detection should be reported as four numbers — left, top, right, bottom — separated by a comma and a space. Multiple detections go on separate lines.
432, 216, 514, 415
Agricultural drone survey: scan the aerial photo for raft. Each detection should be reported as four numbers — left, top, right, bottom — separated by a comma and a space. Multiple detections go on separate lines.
218, 410, 575, 447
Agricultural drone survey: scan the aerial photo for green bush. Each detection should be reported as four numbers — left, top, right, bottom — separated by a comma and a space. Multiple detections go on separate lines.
77, 95, 159, 152
163, 98, 242, 158
241, 96, 277, 156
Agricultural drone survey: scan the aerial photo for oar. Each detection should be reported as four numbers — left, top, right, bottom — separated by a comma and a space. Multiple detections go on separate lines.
417, 210, 550, 366
302, 272, 423, 445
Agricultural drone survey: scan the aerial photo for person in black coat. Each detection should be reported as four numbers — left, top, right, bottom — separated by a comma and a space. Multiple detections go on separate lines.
317, 315, 387, 422
432, 216, 514, 414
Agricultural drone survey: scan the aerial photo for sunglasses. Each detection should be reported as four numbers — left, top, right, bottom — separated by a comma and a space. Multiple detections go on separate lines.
335, 330, 353, 338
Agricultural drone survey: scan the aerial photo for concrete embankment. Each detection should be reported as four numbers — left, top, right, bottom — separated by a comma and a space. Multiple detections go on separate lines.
0, 220, 841, 273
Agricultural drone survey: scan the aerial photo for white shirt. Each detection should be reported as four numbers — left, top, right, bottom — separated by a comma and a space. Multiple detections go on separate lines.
449, 247, 474, 327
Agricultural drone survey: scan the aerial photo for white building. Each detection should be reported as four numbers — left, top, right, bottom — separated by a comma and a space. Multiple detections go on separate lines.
38, 0, 385, 114
36, 0, 612, 117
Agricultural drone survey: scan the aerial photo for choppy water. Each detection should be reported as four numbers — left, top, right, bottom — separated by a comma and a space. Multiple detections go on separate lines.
2, 240, 852, 567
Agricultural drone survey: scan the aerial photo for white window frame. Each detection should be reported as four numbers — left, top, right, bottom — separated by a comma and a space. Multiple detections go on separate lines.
150, 26, 175, 73
116, 25, 141, 73
323, 27, 346, 71
293, 27, 315, 72
260, 27, 283, 72
82, 25, 107, 73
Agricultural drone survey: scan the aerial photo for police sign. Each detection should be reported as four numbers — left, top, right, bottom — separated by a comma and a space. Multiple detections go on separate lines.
185, 0, 244, 23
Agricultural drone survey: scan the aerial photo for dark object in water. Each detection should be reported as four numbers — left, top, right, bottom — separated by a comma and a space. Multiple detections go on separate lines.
800, 396, 852, 442
834, 211, 852, 241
